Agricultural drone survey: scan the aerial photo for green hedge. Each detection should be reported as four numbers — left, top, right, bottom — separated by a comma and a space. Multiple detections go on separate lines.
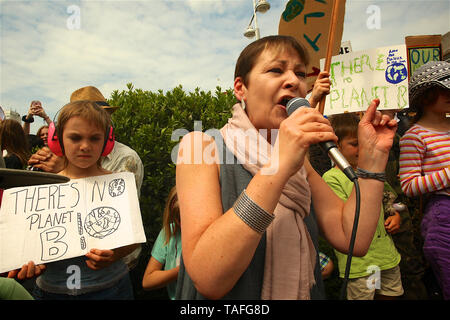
108, 83, 235, 299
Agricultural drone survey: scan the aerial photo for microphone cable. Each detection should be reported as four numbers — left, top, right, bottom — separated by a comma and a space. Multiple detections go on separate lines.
339, 175, 361, 300
285, 97, 362, 299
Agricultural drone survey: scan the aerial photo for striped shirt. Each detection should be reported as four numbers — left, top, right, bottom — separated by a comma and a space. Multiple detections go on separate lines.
399, 124, 450, 197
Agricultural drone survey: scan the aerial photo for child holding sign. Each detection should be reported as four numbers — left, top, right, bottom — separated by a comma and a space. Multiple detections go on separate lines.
142, 186, 181, 300
399, 61, 450, 299
8, 100, 138, 299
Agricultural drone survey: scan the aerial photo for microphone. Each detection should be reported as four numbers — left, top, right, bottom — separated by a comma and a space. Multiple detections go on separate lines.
286, 97, 358, 181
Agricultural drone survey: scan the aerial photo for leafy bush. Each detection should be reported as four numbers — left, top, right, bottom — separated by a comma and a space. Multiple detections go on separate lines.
108, 83, 235, 299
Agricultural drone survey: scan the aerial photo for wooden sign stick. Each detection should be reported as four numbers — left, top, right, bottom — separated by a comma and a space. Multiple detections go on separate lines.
318, 0, 342, 115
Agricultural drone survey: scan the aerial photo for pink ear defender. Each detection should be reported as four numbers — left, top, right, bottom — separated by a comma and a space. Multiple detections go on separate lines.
46, 105, 115, 158
101, 126, 115, 156
47, 121, 64, 157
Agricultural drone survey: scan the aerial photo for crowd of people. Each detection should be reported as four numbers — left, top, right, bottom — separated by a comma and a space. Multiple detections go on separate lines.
0, 35, 448, 301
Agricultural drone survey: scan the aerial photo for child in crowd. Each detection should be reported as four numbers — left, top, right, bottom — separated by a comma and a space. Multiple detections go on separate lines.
322, 112, 403, 300
142, 186, 181, 300
399, 61, 450, 299
8, 100, 138, 299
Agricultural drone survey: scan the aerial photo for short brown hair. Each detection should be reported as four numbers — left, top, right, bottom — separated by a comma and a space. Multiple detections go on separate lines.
234, 35, 309, 86
57, 100, 111, 140
328, 113, 360, 142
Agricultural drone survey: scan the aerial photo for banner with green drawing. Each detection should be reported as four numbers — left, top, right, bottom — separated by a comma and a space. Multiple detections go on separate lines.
320, 44, 409, 115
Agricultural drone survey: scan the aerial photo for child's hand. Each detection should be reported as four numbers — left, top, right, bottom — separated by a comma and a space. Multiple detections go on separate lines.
385, 212, 401, 234
7, 261, 46, 280
309, 71, 331, 108
85, 249, 117, 270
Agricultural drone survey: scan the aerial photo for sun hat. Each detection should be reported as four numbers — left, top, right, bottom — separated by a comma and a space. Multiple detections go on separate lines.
70, 86, 119, 112
409, 61, 450, 110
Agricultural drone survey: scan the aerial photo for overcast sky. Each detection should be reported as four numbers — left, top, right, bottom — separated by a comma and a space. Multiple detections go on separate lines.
1, 0, 449, 133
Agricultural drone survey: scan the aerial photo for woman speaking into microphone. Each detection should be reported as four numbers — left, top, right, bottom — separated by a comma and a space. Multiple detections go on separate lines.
175, 35, 397, 300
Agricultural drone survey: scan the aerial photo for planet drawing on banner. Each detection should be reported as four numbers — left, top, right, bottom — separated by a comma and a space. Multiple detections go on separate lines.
385, 63, 408, 84
109, 178, 125, 197
84, 206, 121, 239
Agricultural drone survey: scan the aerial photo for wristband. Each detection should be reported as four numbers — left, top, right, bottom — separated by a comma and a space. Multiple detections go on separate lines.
22, 115, 34, 123
356, 167, 386, 182
233, 189, 274, 233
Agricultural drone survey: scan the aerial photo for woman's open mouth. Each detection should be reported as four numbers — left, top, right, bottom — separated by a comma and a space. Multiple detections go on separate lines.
277, 96, 295, 111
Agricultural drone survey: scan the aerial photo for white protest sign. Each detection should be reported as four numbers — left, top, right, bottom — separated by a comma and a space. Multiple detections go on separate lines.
320, 44, 409, 115
0, 172, 146, 273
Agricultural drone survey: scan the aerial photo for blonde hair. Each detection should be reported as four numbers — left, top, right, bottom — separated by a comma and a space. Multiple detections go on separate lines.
162, 186, 180, 245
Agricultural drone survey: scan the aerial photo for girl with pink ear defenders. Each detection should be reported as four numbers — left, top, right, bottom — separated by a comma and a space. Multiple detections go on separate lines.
47, 100, 115, 158
19, 100, 139, 300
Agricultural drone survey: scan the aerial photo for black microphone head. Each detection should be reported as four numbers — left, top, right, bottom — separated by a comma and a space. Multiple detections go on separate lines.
286, 97, 311, 116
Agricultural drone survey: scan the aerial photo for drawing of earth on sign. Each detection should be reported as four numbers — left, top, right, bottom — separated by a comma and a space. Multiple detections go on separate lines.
282, 0, 305, 22
109, 178, 125, 197
84, 207, 121, 239
385, 63, 408, 84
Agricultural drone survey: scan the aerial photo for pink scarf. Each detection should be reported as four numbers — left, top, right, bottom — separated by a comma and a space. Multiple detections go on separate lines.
220, 103, 316, 300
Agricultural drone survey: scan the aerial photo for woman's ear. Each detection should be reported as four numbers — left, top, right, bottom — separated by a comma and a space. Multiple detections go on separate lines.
234, 77, 247, 102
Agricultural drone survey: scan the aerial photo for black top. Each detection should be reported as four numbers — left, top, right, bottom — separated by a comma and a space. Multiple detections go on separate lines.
4, 154, 24, 169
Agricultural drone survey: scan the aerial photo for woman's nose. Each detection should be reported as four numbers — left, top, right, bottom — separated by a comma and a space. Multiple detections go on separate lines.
283, 70, 300, 90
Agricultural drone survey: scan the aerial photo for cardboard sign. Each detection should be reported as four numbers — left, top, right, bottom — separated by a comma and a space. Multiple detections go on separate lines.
279, 0, 346, 92
405, 35, 442, 77
320, 44, 409, 115
0, 172, 146, 273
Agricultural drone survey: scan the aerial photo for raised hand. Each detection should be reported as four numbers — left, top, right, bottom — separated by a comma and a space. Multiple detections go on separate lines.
357, 99, 397, 171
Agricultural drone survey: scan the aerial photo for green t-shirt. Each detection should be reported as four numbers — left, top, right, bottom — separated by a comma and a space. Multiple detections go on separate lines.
322, 168, 401, 279
0, 278, 34, 300
151, 225, 181, 300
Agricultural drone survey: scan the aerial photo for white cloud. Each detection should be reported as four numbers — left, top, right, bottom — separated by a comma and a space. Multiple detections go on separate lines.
342, 0, 449, 51
1, 0, 449, 134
